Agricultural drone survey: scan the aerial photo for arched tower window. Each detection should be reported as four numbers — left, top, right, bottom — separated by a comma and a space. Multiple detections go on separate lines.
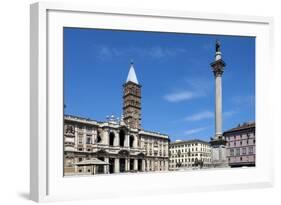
97, 131, 102, 143
119, 130, 125, 147
109, 132, 115, 146
129, 135, 134, 148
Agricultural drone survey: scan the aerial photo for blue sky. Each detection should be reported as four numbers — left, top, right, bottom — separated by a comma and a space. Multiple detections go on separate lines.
64, 28, 255, 142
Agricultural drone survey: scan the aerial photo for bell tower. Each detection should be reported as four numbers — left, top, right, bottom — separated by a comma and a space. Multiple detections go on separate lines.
123, 61, 142, 129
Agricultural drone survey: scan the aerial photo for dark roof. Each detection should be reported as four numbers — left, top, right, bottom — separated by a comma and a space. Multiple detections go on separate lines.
223, 121, 255, 134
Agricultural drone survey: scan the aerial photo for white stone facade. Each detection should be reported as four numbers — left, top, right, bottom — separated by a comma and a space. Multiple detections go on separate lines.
169, 140, 212, 171
64, 115, 169, 175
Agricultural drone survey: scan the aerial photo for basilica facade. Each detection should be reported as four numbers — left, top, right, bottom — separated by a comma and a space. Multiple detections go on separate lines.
64, 63, 170, 175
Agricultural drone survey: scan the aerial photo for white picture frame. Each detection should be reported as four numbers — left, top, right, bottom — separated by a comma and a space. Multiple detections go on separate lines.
30, 2, 274, 202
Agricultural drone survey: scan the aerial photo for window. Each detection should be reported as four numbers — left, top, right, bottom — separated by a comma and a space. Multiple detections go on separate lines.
96, 131, 102, 143
86, 137, 91, 144
236, 148, 240, 156
242, 147, 246, 155
109, 132, 115, 146
230, 149, 234, 156
249, 146, 254, 154
78, 135, 83, 144
78, 158, 82, 162
119, 130, 125, 147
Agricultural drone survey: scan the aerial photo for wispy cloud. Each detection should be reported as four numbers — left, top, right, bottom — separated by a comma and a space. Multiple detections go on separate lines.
184, 111, 213, 121
93, 45, 188, 61
184, 126, 209, 135
163, 91, 202, 102
163, 77, 212, 103
231, 95, 255, 105
182, 109, 236, 122
185, 78, 212, 93
223, 110, 237, 117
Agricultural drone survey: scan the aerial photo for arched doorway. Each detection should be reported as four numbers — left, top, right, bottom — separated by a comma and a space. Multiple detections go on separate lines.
109, 158, 114, 174
138, 159, 142, 171
120, 158, 126, 172
130, 159, 134, 171
97, 157, 104, 173
118, 150, 129, 173
109, 132, 115, 146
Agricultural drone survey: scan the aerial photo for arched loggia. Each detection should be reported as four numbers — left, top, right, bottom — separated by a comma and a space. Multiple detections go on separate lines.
129, 135, 134, 148
119, 130, 125, 147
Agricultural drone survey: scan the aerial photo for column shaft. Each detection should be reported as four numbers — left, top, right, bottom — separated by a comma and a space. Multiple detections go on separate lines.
142, 159, 146, 171
104, 157, 109, 174
215, 75, 222, 137
114, 158, 120, 173
125, 158, 129, 171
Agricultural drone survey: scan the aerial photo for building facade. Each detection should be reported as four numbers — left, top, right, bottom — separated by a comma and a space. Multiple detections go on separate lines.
224, 122, 255, 167
169, 139, 212, 171
64, 62, 169, 175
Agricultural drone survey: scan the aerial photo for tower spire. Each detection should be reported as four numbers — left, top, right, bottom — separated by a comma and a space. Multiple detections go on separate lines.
126, 61, 139, 84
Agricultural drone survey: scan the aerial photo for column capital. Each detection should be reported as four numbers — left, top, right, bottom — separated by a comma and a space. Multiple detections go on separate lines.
210, 59, 226, 77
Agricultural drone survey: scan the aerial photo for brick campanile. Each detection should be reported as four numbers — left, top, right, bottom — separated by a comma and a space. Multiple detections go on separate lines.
123, 61, 142, 129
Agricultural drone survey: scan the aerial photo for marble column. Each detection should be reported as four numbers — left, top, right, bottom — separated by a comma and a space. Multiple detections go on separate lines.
74, 158, 78, 173
215, 73, 222, 138
133, 136, 138, 148
124, 134, 129, 148
210, 44, 225, 139
93, 165, 96, 175
146, 160, 150, 171
103, 130, 109, 145
142, 159, 146, 171
104, 157, 109, 174
113, 132, 119, 146
134, 159, 138, 171
165, 160, 169, 171
114, 158, 120, 173
125, 158, 129, 171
